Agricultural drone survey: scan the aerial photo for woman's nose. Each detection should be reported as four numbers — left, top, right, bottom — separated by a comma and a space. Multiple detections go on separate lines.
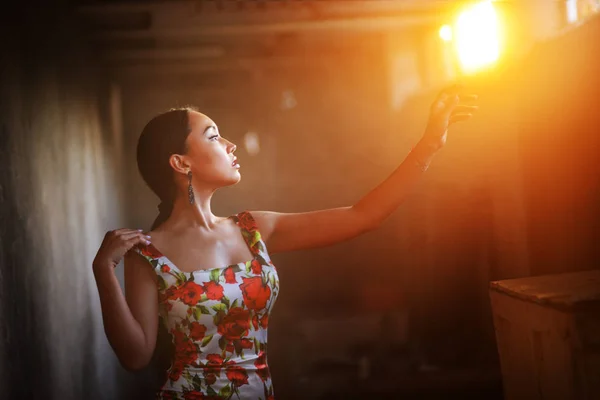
228, 141, 237, 154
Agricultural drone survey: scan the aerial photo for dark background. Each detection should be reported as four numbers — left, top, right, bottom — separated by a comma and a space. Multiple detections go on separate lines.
1, 1, 599, 399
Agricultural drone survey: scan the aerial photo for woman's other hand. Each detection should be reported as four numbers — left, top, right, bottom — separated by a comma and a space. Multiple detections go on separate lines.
93, 229, 151, 273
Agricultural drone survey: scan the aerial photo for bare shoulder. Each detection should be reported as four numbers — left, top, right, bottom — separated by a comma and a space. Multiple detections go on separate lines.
243, 210, 278, 243
124, 248, 158, 284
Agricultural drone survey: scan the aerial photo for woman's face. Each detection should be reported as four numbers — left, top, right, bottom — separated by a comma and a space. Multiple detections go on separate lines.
180, 111, 240, 188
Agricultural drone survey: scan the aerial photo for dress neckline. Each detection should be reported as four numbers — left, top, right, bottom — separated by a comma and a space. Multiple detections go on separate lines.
146, 213, 259, 275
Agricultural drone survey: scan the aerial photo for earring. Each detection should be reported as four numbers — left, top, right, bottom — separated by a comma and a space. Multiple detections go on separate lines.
187, 171, 195, 204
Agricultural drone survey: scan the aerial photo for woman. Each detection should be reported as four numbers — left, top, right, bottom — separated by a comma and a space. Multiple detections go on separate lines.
93, 85, 477, 399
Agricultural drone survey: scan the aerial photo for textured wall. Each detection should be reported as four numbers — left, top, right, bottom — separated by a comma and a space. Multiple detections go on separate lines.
0, 6, 128, 400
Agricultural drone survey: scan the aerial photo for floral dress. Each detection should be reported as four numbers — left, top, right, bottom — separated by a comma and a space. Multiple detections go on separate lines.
134, 211, 279, 400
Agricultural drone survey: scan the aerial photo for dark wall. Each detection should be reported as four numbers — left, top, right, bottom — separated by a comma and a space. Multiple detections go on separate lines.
0, 5, 128, 400
517, 15, 600, 276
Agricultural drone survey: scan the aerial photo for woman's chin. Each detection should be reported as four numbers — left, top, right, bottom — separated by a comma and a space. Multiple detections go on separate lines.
228, 171, 242, 185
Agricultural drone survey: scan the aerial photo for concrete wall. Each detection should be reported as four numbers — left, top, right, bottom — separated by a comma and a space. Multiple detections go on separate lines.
0, 6, 127, 400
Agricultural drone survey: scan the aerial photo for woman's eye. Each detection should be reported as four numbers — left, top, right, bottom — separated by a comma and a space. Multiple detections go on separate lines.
209, 135, 219, 141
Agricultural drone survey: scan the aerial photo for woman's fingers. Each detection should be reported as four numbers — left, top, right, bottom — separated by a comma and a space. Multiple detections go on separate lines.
125, 235, 152, 251
459, 94, 478, 102
452, 105, 479, 113
449, 113, 474, 124
111, 228, 144, 235
120, 231, 151, 241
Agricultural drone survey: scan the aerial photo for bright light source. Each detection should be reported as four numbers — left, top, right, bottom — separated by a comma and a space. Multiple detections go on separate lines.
566, 0, 578, 23
439, 24, 453, 42
454, 1, 501, 73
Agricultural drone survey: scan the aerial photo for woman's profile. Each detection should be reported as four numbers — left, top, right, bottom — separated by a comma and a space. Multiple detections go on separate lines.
92, 85, 477, 399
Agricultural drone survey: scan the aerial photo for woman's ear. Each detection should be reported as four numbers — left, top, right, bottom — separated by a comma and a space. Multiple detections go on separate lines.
169, 154, 189, 175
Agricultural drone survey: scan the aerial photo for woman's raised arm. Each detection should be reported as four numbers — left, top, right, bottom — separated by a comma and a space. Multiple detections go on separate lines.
252, 85, 477, 254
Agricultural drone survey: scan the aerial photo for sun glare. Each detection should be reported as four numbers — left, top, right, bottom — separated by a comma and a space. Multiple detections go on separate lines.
439, 24, 453, 42
454, 1, 501, 73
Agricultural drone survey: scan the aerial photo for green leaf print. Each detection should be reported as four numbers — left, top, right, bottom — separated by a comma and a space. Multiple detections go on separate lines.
201, 334, 213, 347
218, 335, 227, 351
209, 268, 220, 283
157, 276, 167, 291
150, 259, 159, 269
257, 254, 268, 266
255, 240, 265, 254
219, 385, 232, 397
222, 296, 230, 309
192, 374, 203, 389
207, 386, 218, 396
198, 305, 210, 315
231, 298, 239, 309
254, 338, 260, 355
269, 273, 276, 288
175, 272, 186, 283
248, 231, 260, 248
193, 307, 202, 321
245, 261, 252, 274
213, 310, 225, 326
211, 303, 227, 313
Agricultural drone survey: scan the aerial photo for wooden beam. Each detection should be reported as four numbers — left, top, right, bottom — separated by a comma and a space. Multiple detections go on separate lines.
92, 14, 440, 40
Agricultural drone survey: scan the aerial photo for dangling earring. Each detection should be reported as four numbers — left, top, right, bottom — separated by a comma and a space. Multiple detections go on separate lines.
187, 171, 195, 204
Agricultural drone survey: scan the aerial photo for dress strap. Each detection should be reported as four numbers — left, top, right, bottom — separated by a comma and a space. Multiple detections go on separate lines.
131, 245, 163, 271
232, 211, 266, 259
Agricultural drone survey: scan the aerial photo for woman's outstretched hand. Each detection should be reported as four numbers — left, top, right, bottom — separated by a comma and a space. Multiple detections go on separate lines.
92, 229, 151, 273
421, 84, 478, 151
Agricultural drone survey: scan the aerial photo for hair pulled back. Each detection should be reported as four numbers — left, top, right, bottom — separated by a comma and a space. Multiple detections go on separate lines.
136, 107, 196, 230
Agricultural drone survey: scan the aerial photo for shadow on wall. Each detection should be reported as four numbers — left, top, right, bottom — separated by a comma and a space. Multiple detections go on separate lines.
0, 5, 131, 400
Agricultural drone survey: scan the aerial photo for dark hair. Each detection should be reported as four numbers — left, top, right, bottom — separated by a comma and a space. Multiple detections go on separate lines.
136, 107, 197, 230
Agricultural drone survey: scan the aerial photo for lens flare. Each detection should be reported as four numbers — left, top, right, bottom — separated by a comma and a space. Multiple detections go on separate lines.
454, 1, 501, 73
439, 24, 453, 42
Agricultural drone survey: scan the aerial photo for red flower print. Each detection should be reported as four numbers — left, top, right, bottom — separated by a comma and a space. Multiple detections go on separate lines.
169, 361, 185, 381
226, 365, 249, 387
223, 266, 237, 284
260, 313, 269, 329
240, 338, 253, 349
252, 314, 259, 331
206, 354, 224, 365
226, 342, 234, 353
204, 354, 223, 378
250, 259, 262, 274
189, 322, 207, 342
240, 277, 271, 311
177, 281, 205, 306
254, 351, 270, 382
238, 212, 258, 232
217, 307, 250, 340
204, 373, 216, 385
161, 264, 171, 273
140, 244, 163, 258
162, 391, 180, 400
203, 281, 224, 301
172, 330, 197, 365
159, 286, 179, 303
183, 391, 204, 400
